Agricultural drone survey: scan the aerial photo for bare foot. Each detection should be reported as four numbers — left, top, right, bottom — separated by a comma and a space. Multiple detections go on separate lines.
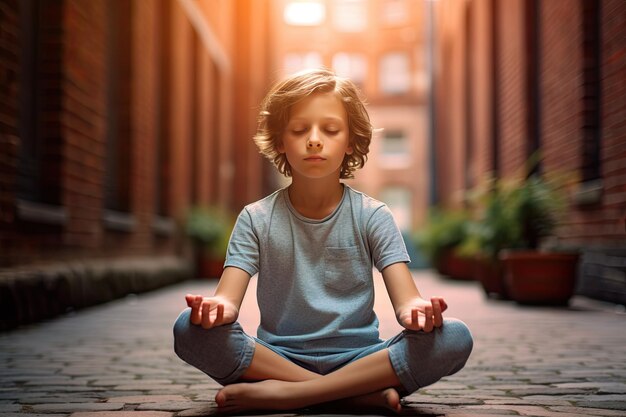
322, 388, 402, 414
215, 381, 401, 414
215, 380, 304, 413
351, 388, 402, 413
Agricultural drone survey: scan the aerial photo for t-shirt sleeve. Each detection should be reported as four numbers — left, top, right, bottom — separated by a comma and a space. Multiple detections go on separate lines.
224, 208, 259, 277
367, 205, 410, 272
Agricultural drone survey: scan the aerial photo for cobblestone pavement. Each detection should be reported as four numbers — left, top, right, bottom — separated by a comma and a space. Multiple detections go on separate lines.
1, 270, 625, 417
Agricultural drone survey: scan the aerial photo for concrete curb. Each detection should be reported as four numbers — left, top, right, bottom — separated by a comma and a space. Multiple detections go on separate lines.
0, 257, 192, 331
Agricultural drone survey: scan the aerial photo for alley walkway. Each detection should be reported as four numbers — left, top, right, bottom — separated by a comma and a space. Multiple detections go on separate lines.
1, 270, 625, 417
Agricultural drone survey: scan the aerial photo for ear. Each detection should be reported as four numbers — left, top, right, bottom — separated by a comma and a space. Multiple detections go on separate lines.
277, 141, 285, 154
346, 139, 354, 155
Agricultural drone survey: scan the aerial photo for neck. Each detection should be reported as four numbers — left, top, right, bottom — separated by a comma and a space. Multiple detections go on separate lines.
287, 177, 344, 220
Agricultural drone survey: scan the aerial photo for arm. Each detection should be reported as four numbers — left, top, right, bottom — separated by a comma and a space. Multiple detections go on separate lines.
185, 266, 251, 329
381, 262, 448, 332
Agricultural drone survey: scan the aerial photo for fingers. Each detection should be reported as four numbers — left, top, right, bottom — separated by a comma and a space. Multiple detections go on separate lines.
438, 297, 448, 312
423, 305, 434, 332
432, 297, 444, 328
188, 295, 203, 325
201, 302, 215, 329
185, 294, 195, 307
216, 303, 224, 325
408, 306, 432, 332
186, 295, 224, 329
199, 299, 227, 329
404, 297, 446, 332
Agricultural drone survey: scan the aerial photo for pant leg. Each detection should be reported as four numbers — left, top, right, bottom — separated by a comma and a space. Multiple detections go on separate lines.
173, 308, 256, 386
386, 318, 473, 394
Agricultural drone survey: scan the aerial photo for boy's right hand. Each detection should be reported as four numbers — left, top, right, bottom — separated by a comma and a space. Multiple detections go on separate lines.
185, 294, 239, 329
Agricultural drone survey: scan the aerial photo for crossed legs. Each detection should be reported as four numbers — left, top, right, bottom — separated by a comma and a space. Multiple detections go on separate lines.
173, 309, 473, 413
222, 341, 403, 413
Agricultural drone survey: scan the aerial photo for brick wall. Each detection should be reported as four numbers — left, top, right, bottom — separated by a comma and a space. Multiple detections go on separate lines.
130, 0, 158, 252
434, 0, 626, 303
469, 0, 494, 180
0, 0, 19, 251
231, 0, 269, 212
539, 0, 625, 248
168, 2, 193, 223
597, 0, 626, 244
435, 0, 625, 246
496, 0, 528, 178
434, 0, 467, 207
0, 0, 270, 267
0, 0, 271, 327
62, 0, 106, 252
1, 0, 68, 264
0, 1, 270, 255
540, 1, 583, 177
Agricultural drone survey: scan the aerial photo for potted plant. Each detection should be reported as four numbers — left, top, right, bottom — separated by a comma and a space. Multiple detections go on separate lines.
458, 221, 508, 298
185, 206, 233, 279
416, 209, 474, 280
459, 178, 523, 299
498, 173, 579, 305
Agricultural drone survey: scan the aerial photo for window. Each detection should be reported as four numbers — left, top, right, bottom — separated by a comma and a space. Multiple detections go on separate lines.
379, 52, 410, 95
379, 129, 411, 168
104, 1, 132, 215
581, 0, 601, 182
16, 0, 67, 225
332, 0, 367, 32
17, 0, 43, 203
283, 52, 322, 76
379, 187, 413, 231
17, 0, 62, 207
332, 53, 367, 86
155, 0, 171, 218
573, 0, 603, 206
284, 1, 325, 26
382, 130, 408, 156
381, 0, 408, 26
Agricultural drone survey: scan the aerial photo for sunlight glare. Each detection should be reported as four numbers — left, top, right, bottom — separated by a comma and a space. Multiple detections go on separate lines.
283, 1, 326, 26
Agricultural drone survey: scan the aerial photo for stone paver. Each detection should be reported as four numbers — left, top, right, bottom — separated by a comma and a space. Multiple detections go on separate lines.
1, 270, 625, 416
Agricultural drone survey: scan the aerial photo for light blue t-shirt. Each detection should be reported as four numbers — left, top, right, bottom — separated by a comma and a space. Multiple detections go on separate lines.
225, 185, 410, 355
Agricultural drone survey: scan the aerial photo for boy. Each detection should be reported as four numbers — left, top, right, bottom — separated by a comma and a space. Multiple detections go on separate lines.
174, 68, 473, 413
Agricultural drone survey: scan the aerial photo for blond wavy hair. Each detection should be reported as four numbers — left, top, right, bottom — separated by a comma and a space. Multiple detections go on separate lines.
253, 68, 373, 179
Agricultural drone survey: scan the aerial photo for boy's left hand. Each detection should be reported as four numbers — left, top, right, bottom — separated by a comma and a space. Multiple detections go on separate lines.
397, 297, 448, 332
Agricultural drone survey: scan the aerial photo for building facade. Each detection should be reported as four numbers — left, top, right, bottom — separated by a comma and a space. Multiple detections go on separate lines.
432, 0, 626, 303
269, 0, 431, 232
0, 0, 271, 328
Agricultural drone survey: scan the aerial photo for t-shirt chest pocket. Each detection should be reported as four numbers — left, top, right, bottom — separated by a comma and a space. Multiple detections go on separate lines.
323, 246, 367, 292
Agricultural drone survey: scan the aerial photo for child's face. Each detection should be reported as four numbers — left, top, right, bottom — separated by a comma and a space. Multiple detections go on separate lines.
279, 92, 353, 181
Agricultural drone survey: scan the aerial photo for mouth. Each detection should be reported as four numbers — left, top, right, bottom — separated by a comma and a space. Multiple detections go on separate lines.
304, 156, 326, 161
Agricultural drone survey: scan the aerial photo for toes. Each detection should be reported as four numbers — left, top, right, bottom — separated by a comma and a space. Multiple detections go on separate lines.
383, 388, 401, 413
215, 390, 227, 407
215, 389, 243, 415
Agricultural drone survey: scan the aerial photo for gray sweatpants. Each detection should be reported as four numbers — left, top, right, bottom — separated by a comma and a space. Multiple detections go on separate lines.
173, 308, 473, 395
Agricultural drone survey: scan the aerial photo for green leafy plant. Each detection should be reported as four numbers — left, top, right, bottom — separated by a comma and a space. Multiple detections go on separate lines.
459, 177, 524, 260
185, 207, 233, 258
505, 174, 567, 250
459, 160, 571, 256
416, 209, 471, 266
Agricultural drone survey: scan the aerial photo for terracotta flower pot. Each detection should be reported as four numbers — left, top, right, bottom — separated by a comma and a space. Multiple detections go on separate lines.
434, 248, 452, 276
437, 249, 475, 280
196, 255, 224, 279
500, 251, 579, 305
474, 256, 508, 299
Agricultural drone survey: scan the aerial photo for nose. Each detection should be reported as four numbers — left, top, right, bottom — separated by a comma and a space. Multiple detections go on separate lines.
307, 129, 323, 149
